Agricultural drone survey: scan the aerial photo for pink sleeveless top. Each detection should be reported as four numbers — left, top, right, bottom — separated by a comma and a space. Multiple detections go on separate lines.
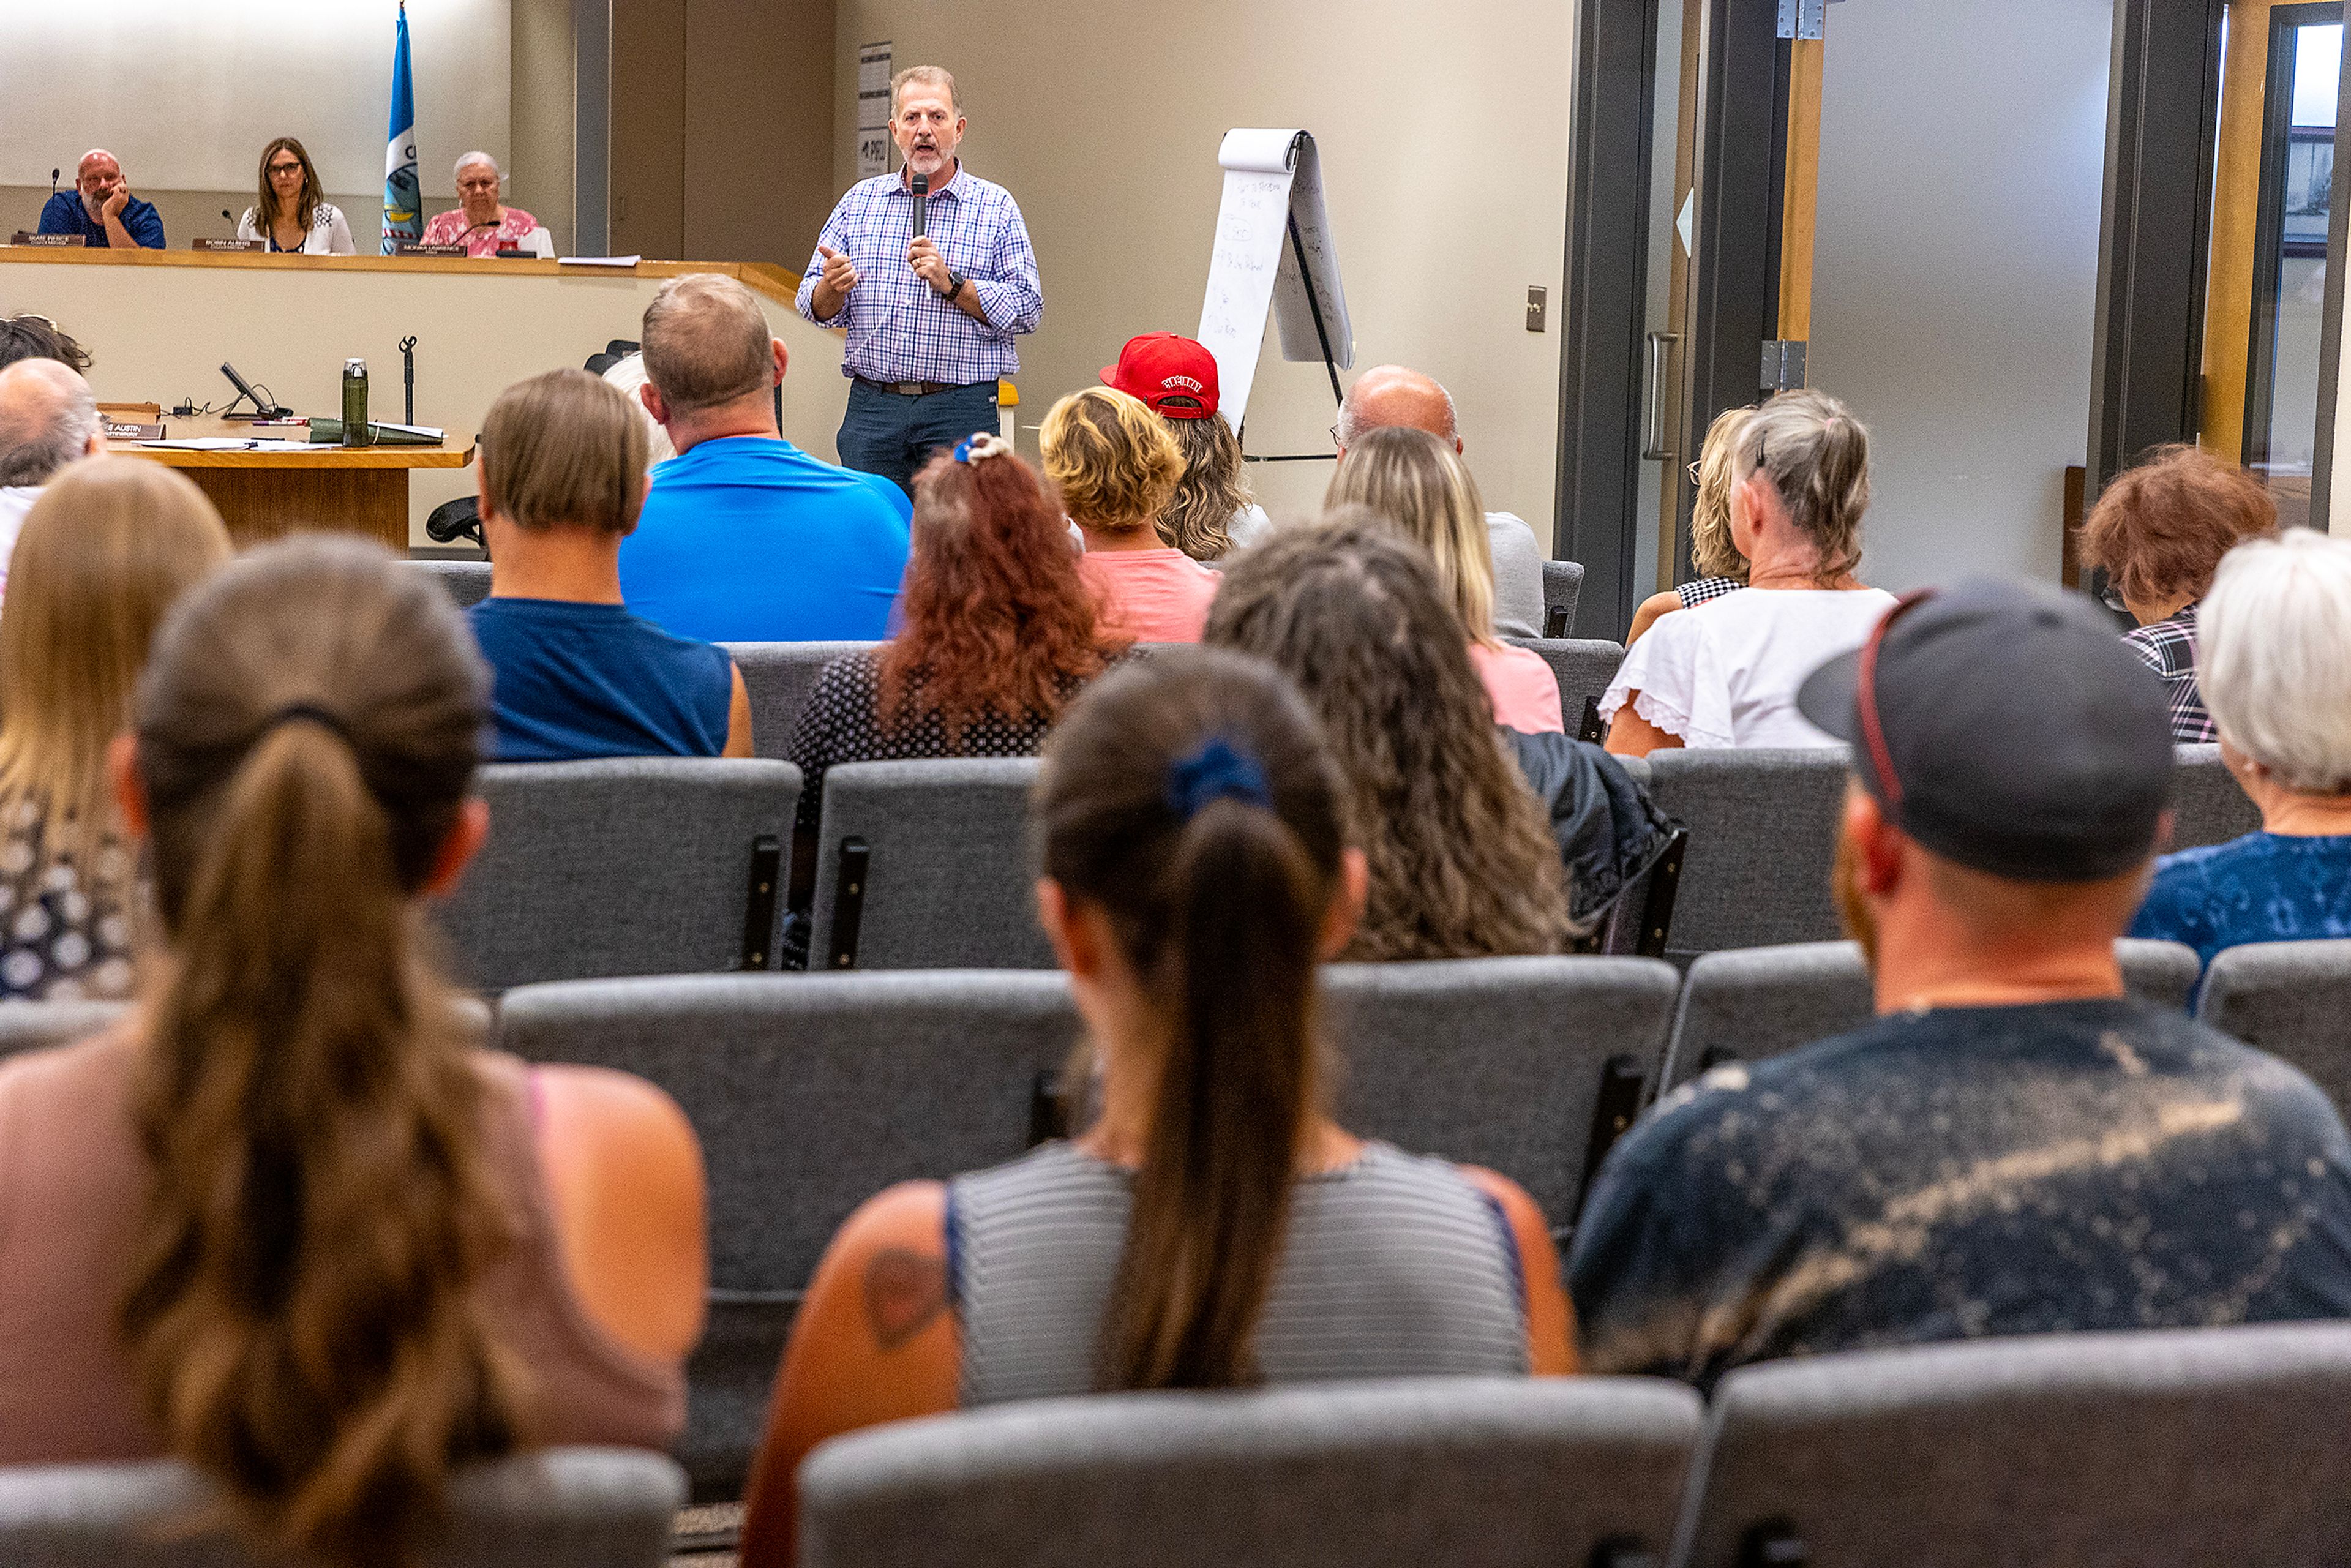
0, 1032, 683, 1461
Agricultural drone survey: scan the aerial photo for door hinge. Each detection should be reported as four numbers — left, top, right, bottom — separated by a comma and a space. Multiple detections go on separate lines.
1777, 0, 1826, 40
1762, 340, 1809, 394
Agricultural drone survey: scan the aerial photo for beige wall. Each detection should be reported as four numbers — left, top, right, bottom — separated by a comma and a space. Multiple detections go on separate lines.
0, 254, 847, 542
827, 1, 1575, 542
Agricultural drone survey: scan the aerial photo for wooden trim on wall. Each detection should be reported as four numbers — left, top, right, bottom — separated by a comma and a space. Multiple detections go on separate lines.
1777, 37, 1824, 342
2205, 0, 2287, 462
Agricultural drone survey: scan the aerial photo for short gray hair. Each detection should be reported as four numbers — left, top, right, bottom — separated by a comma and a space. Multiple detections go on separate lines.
1333, 377, 1457, 449
454, 151, 500, 182
640, 273, 773, 416
890, 65, 960, 114
0, 361, 99, 487
2202, 528, 2351, 794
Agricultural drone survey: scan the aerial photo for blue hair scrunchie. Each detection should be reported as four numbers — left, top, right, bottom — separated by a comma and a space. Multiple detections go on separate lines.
1165, 736, 1273, 822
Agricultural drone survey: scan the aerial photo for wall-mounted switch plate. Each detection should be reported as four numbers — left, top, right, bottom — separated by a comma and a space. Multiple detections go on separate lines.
1526, 285, 1548, 332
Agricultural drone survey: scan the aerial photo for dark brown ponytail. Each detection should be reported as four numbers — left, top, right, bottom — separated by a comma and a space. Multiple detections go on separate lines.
118, 538, 518, 1568
1034, 648, 1348, 1390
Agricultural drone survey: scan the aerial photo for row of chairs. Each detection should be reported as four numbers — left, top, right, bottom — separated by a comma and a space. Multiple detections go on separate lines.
798, 1319, 2351, 1568
22, 933, 2346, 1490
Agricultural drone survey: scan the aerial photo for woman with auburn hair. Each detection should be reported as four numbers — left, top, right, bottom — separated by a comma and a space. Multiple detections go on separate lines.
1041, 386, 1221, 642
0, 538, 706, 1568
236, 137, 356, 255
1207, 516, 1579, 960
2080, 443, 2278, 742
1627, 404, 1755, 645
1328, 424, 1564, 733
0, 460, 230, 1000
738, 649, 1573, 1567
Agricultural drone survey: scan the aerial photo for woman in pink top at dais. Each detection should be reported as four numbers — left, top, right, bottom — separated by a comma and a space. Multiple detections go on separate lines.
1329, 426, 1564, 733
1043, 387, 1222, 643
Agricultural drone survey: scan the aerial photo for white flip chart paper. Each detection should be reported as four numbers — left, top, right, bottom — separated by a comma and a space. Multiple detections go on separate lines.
1196, 129, 1354, 431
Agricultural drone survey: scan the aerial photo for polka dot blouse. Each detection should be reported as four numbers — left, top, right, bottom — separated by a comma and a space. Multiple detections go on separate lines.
0, 801, 136, 1003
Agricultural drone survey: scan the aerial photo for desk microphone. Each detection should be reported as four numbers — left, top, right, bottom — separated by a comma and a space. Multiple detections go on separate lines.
220, 209, 232, 222
910, 170, 928, 241
50, 169, 59, 196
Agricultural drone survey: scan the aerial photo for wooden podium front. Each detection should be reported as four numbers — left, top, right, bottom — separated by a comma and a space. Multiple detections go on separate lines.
110, 418, 475, 549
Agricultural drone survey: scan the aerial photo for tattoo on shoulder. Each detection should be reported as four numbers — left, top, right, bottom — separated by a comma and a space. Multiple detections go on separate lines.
863, 1247, 948, 1351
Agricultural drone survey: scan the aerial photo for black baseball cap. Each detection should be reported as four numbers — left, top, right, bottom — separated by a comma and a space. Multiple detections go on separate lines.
1795, 578, 2173, 883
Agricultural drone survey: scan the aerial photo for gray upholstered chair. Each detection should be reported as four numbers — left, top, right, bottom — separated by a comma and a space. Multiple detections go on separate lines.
1324, 956, 1681, 1228
1658, 937, 2203, 1093
1540, 558, 1586, 636
2170, 743, 2261, 852
799, 1377, 1701, 1568
0, 1000, 130, 1062
1617, 748, 1850, 959
1674, 1322, 2351, 1567
495, 970, 1079, 1491
806, 757, 1049, 970
412, 557, 493, 610
0, 1447, 684, 1568
1501, 637, 1626, 730
718, 641, 880, 761
433, 758, 800, 992
2197, 937, 2351, 1112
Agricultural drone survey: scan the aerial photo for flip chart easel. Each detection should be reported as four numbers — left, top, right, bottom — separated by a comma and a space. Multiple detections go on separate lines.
1196, 129, 1354, 434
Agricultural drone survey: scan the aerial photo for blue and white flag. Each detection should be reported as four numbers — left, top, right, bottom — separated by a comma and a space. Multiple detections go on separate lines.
381, 2, 421, 253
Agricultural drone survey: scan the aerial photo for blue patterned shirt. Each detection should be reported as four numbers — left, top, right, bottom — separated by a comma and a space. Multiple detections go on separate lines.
2131, 831, 2351, 971
795, 165, 1043, 384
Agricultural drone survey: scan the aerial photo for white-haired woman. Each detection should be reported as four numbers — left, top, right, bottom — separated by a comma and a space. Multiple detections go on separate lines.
421, 152, 542, 258
2132, 528, 2351, 970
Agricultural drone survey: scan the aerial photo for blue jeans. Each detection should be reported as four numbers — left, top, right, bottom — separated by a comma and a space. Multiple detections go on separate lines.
836, 378, 1000, 497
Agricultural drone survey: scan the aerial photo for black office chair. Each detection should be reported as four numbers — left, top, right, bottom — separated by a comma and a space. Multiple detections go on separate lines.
426, 495, 484, 548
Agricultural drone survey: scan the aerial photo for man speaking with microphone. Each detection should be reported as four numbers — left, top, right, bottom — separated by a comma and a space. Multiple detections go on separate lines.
797, 66, 1043, 495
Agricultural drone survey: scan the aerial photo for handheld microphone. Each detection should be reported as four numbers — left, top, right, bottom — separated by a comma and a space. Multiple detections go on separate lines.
911, 170, 928, 242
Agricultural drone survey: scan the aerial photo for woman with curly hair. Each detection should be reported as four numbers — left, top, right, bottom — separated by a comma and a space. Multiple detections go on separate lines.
1206, 514, 1577, 960
1041, 386, 1222, 642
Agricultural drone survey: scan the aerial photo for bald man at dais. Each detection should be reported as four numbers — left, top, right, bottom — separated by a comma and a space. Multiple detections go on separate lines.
37, 151, 164, 249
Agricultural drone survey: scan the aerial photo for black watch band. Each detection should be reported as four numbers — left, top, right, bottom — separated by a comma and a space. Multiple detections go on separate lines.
943, 269, 967, 299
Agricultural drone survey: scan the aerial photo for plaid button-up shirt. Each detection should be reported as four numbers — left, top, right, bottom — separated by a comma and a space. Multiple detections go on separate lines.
2121, 601, 2217, 743
795, 165, 1043, 385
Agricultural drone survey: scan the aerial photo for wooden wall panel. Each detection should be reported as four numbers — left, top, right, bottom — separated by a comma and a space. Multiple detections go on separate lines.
2205, 0, 2287, 460
610, 0, 687, 261
683, 0, 837, 266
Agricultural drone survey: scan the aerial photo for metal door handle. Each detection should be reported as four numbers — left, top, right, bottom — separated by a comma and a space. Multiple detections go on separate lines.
1641, 331, 1680, 462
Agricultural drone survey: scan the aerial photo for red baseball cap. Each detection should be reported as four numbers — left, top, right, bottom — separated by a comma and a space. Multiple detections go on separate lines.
1100, 332, 1220, 419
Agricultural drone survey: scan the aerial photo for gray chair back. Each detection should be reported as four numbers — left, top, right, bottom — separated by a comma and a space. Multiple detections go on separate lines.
807, 757, 1049, 970
1675, 1322, 2351, 1567
496, 970, 1079, 1491
1502, 637, 1625, 727
0, 1000, 129, 1061
1621, 748, 1850, 957
1541, 558, 1586, 636
0, 1447, 684, 1568
413, 557, 493, 609
800, 1377, 1701, 1568
1660, 938, 2205, 1092
2197, 937, 2351, 1112
2171, 743, 2260, 851
435, 758, 798, 992
719, 642, 879, 760
1324, 956, 1680, 1226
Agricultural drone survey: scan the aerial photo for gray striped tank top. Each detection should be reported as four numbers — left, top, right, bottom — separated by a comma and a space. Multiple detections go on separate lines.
947, 1140, 1530, 1406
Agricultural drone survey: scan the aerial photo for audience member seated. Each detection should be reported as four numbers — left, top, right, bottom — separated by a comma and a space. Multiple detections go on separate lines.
0, 462, 229, 1000
422, 151, 543, 257
0, 358, 107, 593
0, 538, 708, 1566
1206, 517, 1577, 958
1329, 425, 1564, 733
0, 313, 92, 373
1327, 364, 1545, 639
620, 274, 912, 641
2132, 530, 2351, 969
1100, 331, 1267, 560
1627, 404, 1753, 644
1602, 388, 1895, 755
36, 149, 163, 249
468, 370, 752, 762
1042, 386, 1221, 642
2080, 443, 2278, 743
1570, 578, 2351, 1390
737, 648, 1573, 1566
237, 136, 356, 255
601, 351, 677, 464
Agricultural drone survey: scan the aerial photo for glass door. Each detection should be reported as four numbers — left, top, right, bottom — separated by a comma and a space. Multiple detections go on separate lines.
2246, 6, 2341, 526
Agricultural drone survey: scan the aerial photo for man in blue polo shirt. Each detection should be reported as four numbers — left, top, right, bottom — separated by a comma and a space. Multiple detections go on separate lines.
37, 151, 165, 249
620, 272, 910, 643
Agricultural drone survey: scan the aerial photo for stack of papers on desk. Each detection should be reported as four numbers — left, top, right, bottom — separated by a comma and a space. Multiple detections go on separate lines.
140, 438, 318, 452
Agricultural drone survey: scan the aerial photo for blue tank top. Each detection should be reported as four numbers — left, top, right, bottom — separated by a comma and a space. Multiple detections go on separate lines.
468, 597, 733, 762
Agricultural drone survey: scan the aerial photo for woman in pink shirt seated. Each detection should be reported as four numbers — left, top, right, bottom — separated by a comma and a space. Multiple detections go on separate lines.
1042, 387, 1221, 643
1328, 427, 1564, 733
421, 151, 542, 257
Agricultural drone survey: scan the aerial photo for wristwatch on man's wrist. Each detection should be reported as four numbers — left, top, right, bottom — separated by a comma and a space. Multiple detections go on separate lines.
942, 269, 967, 299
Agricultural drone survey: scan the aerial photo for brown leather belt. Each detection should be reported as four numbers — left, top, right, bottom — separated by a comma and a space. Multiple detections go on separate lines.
856, 376, 973, 397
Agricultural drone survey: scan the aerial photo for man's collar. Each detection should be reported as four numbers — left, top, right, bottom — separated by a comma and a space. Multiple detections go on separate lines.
901, 160, 964, 198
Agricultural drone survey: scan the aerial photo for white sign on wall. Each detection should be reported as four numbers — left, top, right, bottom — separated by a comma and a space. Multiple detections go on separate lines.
857, 42, 894, 180
1195, 129, 1354, 432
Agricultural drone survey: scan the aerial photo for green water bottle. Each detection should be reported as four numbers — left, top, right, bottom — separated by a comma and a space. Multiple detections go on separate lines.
342, 358, 370, 447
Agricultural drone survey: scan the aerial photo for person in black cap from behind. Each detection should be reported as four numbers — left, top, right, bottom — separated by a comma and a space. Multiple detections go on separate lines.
1569, 577, 2351, 1389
